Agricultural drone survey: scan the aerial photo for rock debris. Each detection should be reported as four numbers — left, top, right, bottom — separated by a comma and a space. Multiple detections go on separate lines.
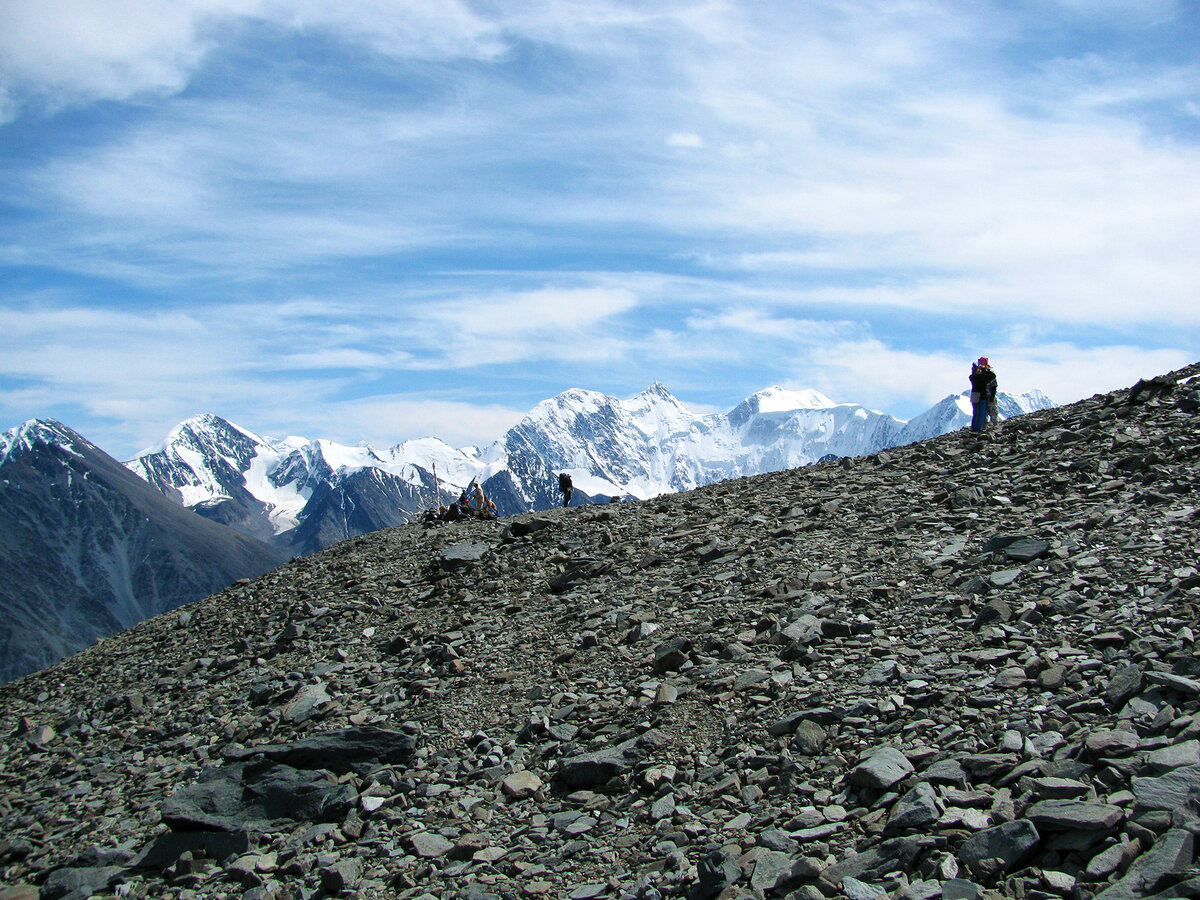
2, 364, 1200, 900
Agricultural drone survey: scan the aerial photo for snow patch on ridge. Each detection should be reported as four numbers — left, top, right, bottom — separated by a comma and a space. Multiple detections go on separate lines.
1, 419, 85, 467
751, 386, 838, 413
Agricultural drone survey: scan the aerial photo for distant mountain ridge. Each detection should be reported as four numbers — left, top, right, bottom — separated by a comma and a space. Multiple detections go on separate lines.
0, 420, 288, 683
126, 383, 1054, 553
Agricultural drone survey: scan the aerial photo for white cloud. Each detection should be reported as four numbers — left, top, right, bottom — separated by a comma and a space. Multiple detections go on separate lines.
667, 132, 704, 148
310, 396, 527, 451
801, 338, 1195, 417
426, 287, 638, 337
402, 287, 642, 369
261, 0, 506, 62
0, 0, 508, 113
978, 342, 1194, 406
272, 348, 414, 371
0, 0, 222, 109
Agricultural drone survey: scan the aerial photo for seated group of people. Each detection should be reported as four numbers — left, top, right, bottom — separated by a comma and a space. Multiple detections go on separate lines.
424, 482, 498, 523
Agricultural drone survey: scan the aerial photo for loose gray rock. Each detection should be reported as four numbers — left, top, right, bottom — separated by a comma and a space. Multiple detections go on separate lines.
6, 363, 1200, 900
225, 726, 417, 773
886, 781, 941, 832
1094, 828, 1194, 900
161, 760, 355, 832
1131, 763, 1200, 812
848, 746, 914, 791
958, 819, 1040, 875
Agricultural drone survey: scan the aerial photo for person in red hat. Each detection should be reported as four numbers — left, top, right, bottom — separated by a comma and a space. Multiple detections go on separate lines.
969, 357, 997, 432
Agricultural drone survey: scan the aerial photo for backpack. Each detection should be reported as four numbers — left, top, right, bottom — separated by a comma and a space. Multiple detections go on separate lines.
558, 473, 572, 491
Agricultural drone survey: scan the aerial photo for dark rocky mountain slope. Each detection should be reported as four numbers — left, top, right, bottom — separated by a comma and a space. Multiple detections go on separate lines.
1, 365, 1198, 900
0, 421, 290, 684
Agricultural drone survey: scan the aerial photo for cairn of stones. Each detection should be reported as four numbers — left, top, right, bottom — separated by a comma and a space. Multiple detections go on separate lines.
2, 364, 1200, 900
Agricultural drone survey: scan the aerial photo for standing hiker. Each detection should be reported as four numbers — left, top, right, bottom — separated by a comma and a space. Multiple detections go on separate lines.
558, 472, 573, 508
969, 357, 997, 433
987, 363, 1000, 429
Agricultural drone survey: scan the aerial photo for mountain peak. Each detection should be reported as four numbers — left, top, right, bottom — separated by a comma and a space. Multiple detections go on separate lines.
727, 385, 839, 427
0, 418, 86, 465
747, 385, 838, 412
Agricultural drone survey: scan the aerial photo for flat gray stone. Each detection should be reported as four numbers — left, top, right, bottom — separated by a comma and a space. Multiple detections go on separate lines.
440, 541, 490, 569
842, 875, 887, 899
1132, 763, 1200, 812
1004, 539, 1051, 562
958, 819, 1040, 874
848, 746, 914, 791
1025, 799, 1124, 831
553, 732, 662, 790
280, 682, 332, 724
749, 849, 794, 892
500, 770, 543, 799
225, 726, 417, 773
161, 760, 355, 832
1106, 665, 1144, 710
1085, 729, 1141, 758
792, 719, 828, 755
1145, 671, 1200, 696
1143, 739, 1200, 771
410, 832, 455, 858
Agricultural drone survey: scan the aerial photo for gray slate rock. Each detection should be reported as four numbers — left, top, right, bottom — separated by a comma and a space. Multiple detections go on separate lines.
132, 831, 251, 870
161, 760, 356, 832
440, 541, 491, 569
1132, 763, 1200, 812
695, 848, 741, 897
554, 732, 661, 790
1094, 828, 1195, 900
848, 746, 914, 791
1106, 665, 1145, 709
1025, 799, 1125, 831
225, 726, 417, 774
886, 781, 941, 832
40, 866, 125, 900
958, 819, 1040, 874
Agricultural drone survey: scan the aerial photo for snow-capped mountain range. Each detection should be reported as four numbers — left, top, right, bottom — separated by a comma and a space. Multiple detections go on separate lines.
125, 382, 1053, 553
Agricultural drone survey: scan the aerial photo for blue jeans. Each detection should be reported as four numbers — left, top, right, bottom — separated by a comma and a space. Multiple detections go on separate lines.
971, 398, 988, 432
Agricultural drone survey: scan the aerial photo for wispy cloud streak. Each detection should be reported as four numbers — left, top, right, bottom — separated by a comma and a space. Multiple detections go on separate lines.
1, 1, 1198, 457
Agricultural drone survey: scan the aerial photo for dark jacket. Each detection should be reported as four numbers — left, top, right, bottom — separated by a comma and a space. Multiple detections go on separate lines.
970, 364, 997, 400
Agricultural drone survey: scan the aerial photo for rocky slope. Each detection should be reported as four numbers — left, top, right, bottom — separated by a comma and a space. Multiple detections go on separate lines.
0, 420, 290, 684
0, 365, 1197, 900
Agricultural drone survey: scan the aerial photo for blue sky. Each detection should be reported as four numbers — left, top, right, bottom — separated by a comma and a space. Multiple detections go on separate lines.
1, 0, 1198, 459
